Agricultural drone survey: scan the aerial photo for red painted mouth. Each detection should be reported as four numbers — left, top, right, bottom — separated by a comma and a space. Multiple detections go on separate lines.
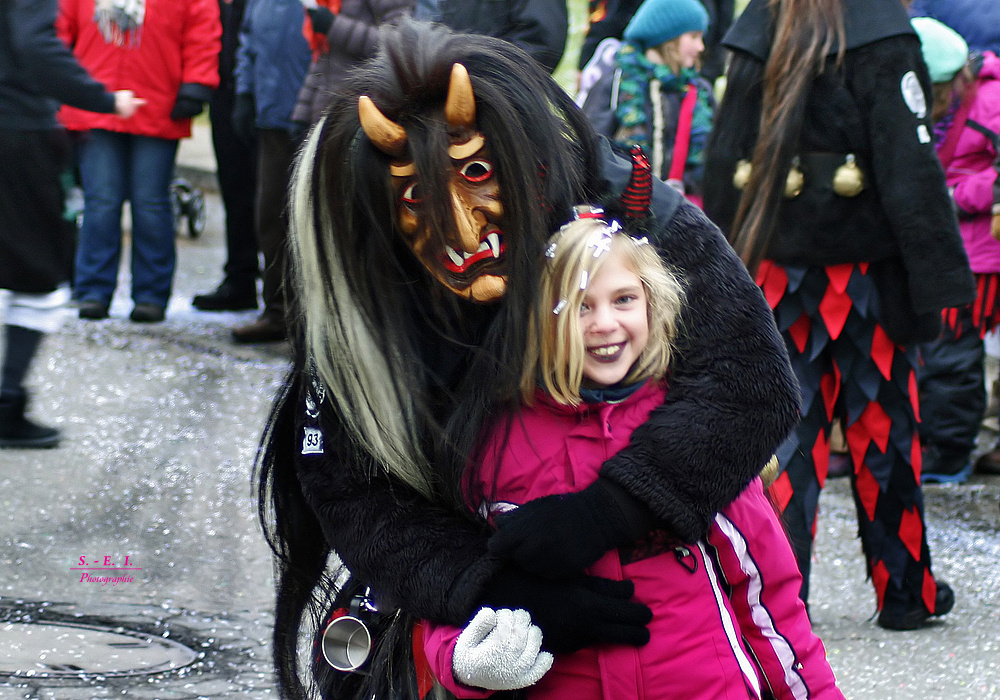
442, 231, 505, 274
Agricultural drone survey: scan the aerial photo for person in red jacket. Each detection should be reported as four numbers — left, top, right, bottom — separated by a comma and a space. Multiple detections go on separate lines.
57, 0, 220, 323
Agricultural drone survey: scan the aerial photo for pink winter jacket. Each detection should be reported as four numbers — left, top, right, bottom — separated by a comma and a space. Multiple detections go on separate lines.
423, 382, 843, 700
944, 51, 1000, 273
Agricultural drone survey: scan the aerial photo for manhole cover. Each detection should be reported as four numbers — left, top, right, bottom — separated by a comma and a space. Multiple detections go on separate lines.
0, 621, 199, 678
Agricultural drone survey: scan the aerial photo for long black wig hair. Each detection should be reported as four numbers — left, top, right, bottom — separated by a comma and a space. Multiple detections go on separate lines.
726, 0, 846, 274
255, 19, 606, 699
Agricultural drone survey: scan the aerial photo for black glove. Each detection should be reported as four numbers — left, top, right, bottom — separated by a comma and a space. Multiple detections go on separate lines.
232, 92, 256, 145
478, 566, 652, 653
306, 6, 335, 35
489, 477, 657, 579
170, 95, 205, 121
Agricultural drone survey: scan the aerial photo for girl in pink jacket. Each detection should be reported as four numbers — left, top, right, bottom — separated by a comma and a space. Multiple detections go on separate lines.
911, 17, 1000, 481
420, 212, 844, 699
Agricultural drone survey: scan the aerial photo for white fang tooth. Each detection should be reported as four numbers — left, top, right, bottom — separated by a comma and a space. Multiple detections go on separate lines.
446, 246, 465, 266
487, 232, 500, 258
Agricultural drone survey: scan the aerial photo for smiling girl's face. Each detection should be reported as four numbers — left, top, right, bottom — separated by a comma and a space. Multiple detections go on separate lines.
578, 248, 650, 388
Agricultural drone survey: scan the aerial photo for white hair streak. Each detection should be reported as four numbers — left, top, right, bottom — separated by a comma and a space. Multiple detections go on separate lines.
289, 119, 434, 498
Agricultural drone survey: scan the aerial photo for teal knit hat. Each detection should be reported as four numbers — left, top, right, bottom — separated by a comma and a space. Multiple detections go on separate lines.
911, 17, 969, 84
623, 0, 709, 51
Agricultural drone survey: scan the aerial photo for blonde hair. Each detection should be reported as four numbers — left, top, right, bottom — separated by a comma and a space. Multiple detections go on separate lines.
653, 36, 699, 75
521, 217, 685, 405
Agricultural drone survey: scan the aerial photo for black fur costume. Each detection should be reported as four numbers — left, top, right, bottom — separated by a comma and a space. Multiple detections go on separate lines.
258, 20, 799, 699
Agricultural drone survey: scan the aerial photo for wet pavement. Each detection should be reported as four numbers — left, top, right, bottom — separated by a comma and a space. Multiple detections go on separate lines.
1, 176, 1000, 697
1, 186, 289, 698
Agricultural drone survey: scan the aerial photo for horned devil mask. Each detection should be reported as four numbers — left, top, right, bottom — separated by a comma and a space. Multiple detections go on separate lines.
359, 64, 508, 303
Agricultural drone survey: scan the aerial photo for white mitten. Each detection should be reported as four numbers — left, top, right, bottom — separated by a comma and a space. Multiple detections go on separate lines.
452, 607, 554, 691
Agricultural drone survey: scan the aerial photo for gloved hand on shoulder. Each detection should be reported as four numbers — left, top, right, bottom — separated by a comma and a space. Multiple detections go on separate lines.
452, 608, 553, 690
488, 477, 657, 579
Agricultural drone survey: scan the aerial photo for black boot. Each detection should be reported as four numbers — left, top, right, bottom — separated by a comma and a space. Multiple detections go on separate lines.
877, 580, 954, 631
0, 392, 60, 449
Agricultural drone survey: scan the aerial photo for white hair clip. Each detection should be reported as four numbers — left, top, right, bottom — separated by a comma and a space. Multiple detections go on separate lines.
631, 236, 649, 247
545, 242, 558, 258
608, 220, 623, 233
579, 270, 589, 290
553, 299, 567, 315
589, 232, 612, 258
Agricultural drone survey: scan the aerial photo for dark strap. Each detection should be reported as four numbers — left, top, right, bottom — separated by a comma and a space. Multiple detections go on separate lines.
966, 118, 999, 151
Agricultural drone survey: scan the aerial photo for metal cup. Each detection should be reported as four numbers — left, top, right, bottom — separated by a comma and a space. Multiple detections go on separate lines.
320, 615, 373, 672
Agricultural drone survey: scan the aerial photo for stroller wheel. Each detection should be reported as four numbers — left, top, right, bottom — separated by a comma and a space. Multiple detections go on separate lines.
186, 190, 206, 238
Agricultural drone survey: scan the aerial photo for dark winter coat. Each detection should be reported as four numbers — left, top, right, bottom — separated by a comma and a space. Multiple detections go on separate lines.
290, 0, 413, 125
234, 0, 311, 131
1, 0, 115, 293
0, 0, 114, 129
293, 136, 800, 628
703, 0, 975, 345
429, 0, 568, 74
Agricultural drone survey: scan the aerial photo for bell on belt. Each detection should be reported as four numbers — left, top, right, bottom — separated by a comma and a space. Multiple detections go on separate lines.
733, 159, 752, 189
784, 157, 803, 198
833, 154, 865, 197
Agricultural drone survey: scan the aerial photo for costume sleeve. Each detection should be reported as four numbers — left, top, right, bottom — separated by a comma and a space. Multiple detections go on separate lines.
847, 35, 974, 313
322, 0, 412, 62
294, 381, 500, 626
598, 184, 801, 541
13, 0, 115, 113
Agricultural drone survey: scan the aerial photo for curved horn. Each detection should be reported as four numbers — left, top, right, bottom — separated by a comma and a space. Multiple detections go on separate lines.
445, 63, 475, 129
358, 96, 407, 158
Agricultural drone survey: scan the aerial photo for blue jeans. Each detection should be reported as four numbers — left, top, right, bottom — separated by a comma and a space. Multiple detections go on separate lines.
74, 130, 179, 307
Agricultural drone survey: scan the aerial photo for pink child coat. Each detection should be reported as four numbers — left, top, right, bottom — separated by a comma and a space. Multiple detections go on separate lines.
945, 51, 1000, 274
423, 381, 843, 700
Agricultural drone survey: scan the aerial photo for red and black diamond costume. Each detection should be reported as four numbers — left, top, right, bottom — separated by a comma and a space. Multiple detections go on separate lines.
704, 0, 975, 627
